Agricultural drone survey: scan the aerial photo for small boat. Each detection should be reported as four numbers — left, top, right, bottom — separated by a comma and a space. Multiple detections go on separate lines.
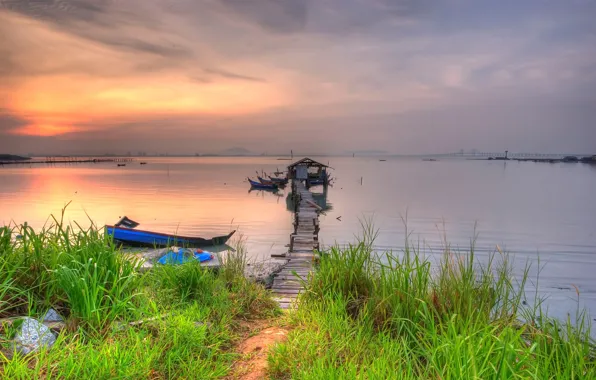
248, 178, 278, 190
379, 159, 387, 162
257, 176, 276, 185
117, 163, 126, 167
423, 158, 437, 162
105, 216, 235, 247
157, 248, 214, 265
267, 176, 288, 185
140, 162, 147, 165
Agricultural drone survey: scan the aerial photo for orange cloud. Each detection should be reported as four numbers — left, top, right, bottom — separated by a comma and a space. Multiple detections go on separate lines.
1, 10, 292, 137
12, 123, 76, 136
6, 74, 289, 136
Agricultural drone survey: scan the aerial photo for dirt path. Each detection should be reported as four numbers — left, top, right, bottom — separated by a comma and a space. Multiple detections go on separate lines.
228, 320, 289, 380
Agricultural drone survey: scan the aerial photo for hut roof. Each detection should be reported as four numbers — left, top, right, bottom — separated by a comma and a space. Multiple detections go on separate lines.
287, 157, 328, 169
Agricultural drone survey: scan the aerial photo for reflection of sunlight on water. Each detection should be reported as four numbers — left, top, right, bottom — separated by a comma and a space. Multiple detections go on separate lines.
0, 158, 297, 260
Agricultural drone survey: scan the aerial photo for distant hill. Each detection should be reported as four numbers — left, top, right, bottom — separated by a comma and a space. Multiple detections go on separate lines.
0, 154, 30, 161
220, 147, 252, 156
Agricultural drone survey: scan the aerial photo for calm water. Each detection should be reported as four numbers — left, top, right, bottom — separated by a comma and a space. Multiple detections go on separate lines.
1, 157, 596, 322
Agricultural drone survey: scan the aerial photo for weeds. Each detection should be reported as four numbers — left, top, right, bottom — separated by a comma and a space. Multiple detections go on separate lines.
3, 212, 593, 379
270, 231, 596, 379
0, 213, 278, 379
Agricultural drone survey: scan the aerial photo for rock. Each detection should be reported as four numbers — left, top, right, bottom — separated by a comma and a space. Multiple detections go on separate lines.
245, 260, 287, 288
14, 317, 56, 355
43, 308, 63, 323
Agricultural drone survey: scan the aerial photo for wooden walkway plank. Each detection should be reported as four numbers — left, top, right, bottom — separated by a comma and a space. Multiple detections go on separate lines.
271, 180, 321, 307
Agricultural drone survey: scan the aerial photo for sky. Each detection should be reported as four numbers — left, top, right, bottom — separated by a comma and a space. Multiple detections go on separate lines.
1, 0, 595, 155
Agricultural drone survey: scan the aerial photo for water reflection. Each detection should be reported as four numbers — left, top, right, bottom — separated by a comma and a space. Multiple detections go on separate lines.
0, 158, 296, 262
1, 156, 596, 321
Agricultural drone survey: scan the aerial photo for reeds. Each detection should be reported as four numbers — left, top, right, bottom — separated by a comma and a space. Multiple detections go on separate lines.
0, 213, 278, 378
0, 211, 144, 332
269, 229, 596, 379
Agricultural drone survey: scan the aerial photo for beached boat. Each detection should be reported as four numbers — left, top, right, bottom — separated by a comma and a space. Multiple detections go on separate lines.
105, 217, 235, 247
248, 178, 278, 190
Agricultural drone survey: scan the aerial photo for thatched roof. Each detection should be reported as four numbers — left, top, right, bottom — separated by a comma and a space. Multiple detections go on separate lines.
287, 157, 328, 169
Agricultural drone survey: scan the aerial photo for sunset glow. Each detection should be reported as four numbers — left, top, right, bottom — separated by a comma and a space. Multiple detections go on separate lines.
13, 123, 77, 137
7, 73, 290, 136
1, 1, 595, 154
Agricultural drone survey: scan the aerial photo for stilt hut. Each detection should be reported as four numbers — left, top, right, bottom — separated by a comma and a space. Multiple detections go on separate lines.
287, 157, 329, 188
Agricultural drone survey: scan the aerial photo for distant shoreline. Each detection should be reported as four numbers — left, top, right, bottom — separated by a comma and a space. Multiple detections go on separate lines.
3, 152, 594, 160
0, 154, 30, 161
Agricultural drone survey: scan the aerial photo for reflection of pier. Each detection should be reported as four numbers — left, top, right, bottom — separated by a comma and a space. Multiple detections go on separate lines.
271, 158, 330, 309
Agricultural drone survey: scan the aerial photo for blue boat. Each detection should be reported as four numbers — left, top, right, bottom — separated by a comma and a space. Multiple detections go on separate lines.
257, 176, 276, 185
105, 217, 235, 247
267, 175, 288, 185
248, 178, 278, 190
157, 249, 214, 265
258, 176, 287, 187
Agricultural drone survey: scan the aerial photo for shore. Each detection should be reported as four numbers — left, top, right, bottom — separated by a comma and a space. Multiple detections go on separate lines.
1, 219, 595, 378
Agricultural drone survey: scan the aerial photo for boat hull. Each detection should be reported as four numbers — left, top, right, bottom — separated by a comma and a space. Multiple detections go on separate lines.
257, 176, 276, 185
105, 226, 235, 248
267, 176, 288, 185
248, 178, 278, 190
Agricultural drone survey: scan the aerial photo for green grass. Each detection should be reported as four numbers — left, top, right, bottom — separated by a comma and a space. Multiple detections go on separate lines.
268, 236, 596, 379
3, 213, 595, 379
0, 212, 279, 379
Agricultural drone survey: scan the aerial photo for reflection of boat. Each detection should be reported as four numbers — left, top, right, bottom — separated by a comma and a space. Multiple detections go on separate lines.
248, 178, 278, 190
249, 188, 283, 197
106, 217, 235, 247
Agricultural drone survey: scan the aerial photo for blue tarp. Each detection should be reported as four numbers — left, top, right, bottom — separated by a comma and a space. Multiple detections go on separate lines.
157, 249, 213, 265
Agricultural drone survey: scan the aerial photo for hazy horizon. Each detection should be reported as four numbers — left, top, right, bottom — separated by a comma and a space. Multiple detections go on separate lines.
1, 0, 595, 155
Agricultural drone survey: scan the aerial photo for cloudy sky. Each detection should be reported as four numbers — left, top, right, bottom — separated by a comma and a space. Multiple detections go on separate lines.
1, 0, 595, 155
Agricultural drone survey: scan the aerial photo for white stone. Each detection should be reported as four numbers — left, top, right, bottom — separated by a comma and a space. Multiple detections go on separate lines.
14, 317, 56, 355
43, 308, 63, 322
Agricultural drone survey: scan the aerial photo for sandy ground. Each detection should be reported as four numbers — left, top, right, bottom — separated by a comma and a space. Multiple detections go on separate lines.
228, 320, 289, 380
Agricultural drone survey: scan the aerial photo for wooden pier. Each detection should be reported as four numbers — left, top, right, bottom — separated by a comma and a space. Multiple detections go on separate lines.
271, 180, 321, 309
0, 157, 134, 166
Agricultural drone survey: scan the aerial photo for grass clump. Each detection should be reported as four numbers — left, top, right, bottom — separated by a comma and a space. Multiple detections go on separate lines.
269, 235, 596, 379
0, 212, 144, 332
0, 213, 279, 379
